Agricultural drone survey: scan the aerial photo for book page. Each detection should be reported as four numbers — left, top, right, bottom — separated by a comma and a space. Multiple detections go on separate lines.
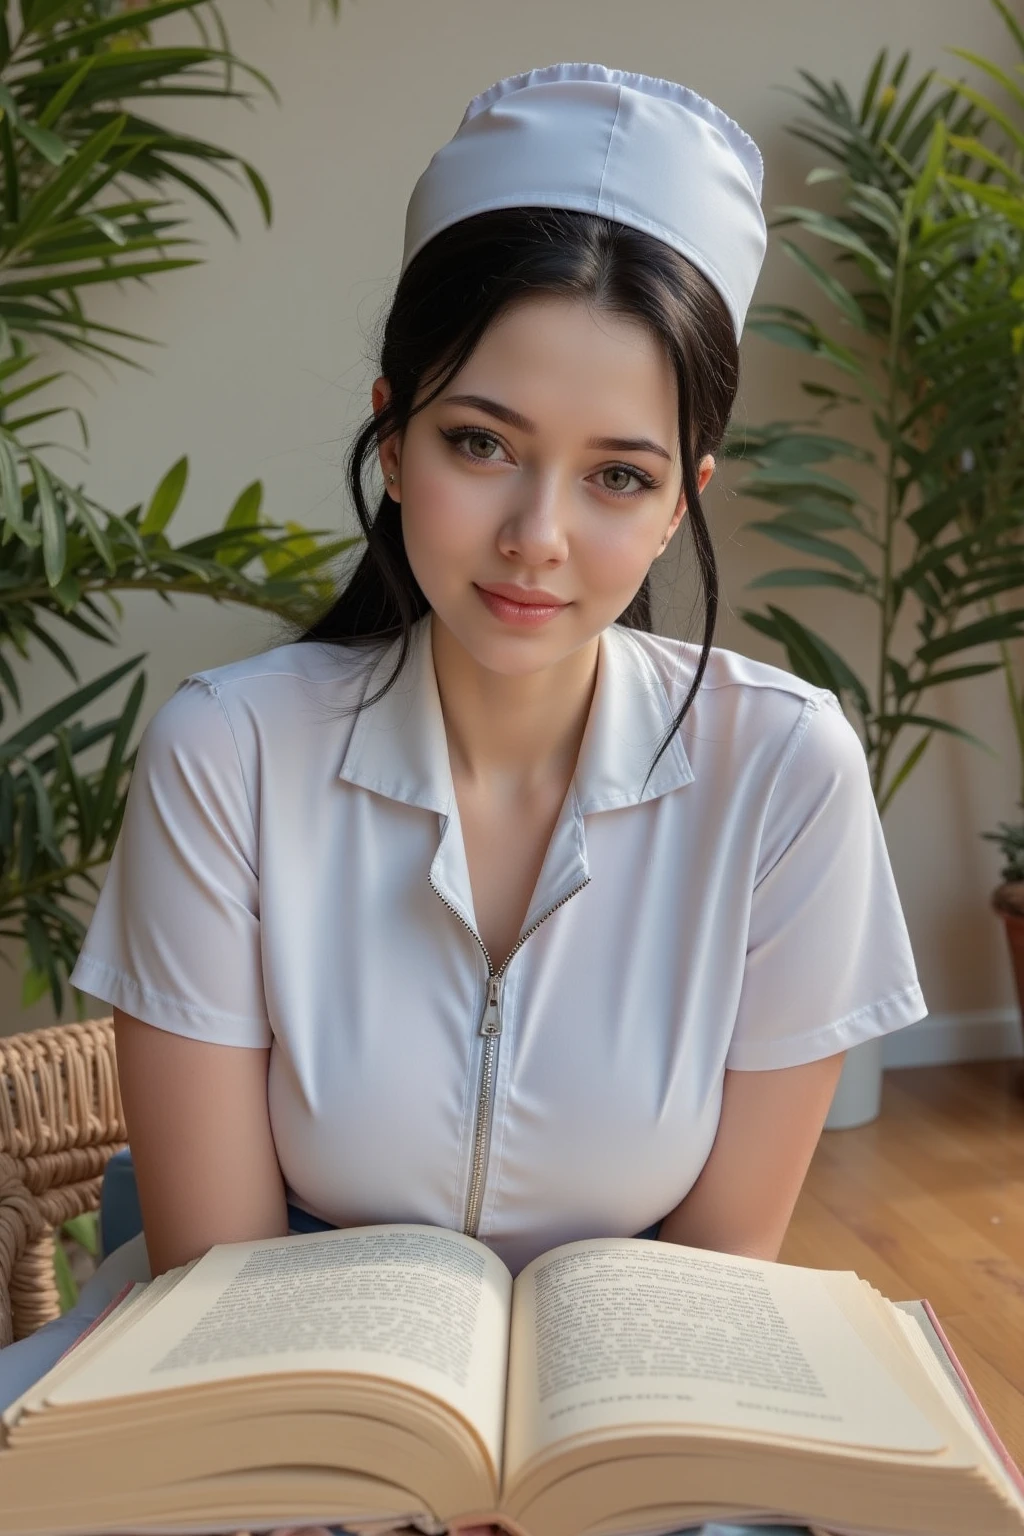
890, 1299, 972, 1410
503, 1237, 948, 1484
43, 1223, 513, 1474
0, 1262, 194, 1436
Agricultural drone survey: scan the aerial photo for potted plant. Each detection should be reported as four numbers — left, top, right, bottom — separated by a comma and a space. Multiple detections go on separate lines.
0, 0, 349, 1304
935, 9, 1024, 1065
984, 810, 1024, 1092
721, 3, 1024, 1125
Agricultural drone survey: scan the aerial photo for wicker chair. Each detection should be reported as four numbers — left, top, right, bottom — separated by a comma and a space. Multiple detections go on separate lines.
0, 1023, 271, 1536
0, 1015, 127, 1349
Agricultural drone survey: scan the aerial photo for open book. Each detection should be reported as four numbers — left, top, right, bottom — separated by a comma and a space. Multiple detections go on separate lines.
1, 1223, 1022, 1536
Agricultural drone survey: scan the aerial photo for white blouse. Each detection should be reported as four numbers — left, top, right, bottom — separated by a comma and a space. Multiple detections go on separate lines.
69, 611, 928, 1277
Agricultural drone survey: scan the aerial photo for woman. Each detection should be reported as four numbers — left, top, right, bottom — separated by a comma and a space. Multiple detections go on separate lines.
1, 63, 927, 1536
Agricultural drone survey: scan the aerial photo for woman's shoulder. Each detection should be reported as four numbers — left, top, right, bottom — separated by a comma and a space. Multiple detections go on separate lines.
617, 625, 861, 789
619, 624, 838, 713
136, 637, 386, 777
184, 635, 380, 698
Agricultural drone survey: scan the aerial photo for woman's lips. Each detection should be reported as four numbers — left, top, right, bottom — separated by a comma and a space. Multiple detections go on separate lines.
474, 585, 568, 626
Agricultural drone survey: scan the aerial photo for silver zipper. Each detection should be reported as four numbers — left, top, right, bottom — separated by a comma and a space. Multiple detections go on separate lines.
427, 871, 592, 1237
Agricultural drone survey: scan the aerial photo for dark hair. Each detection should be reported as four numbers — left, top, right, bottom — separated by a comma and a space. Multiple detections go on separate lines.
275, 207, 740, 800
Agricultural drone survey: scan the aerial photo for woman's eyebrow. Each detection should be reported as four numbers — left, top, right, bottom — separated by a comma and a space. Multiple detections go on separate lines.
441, 392, 672, 461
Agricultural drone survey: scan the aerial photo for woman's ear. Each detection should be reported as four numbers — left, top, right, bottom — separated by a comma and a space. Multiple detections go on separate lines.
678, 453, 717, 516
372, 376, 401, 491
659, 452, 716, 553
371, 375, 390, 419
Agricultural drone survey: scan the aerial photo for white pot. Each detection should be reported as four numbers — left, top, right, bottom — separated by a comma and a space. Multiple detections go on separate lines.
824, 1036, 883, 1130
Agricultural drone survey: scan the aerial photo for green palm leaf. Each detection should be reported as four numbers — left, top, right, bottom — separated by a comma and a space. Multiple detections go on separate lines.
917, 610, 1024, 664
745, 567, 869, 594
743, 522, 876, 577
739, 10, 1024, 813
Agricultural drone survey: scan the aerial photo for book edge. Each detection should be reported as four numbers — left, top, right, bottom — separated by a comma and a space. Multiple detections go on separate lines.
919, 1297, 1024, 1498
53, 1279, 139, 1365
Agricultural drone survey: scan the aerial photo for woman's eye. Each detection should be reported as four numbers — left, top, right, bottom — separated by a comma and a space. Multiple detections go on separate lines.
439, 426, 658, 500
459, 430, 503, 461
441, 426, 506, 464
602, 466, 639, 495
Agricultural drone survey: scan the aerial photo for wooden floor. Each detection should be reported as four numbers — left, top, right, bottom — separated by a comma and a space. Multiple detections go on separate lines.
779, 1058, 1024, 1471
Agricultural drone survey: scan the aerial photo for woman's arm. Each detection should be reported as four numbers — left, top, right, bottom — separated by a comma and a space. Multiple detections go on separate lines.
113, 1006, 290, 1279
657, 1052, 847, 1263
113, 1008, 350, 1536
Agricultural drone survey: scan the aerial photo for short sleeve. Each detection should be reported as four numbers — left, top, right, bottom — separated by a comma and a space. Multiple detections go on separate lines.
68, 675, 272, 1048
724, 691, 928, 1071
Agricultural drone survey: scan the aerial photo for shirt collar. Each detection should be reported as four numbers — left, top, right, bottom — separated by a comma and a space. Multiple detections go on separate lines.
336, 609, 695, 816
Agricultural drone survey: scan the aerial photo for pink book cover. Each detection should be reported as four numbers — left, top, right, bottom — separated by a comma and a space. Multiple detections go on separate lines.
53, 1279, 138, 1365
919, 1297, 1024, 1499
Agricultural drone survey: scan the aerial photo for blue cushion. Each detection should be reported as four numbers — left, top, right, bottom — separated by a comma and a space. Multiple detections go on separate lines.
99, 1146, 144, 1261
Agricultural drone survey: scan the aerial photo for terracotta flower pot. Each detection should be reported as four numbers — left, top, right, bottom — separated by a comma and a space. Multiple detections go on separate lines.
990, 881, 1024, 1095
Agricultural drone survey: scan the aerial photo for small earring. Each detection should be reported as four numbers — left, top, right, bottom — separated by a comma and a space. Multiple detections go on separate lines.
388, 473, 395, 484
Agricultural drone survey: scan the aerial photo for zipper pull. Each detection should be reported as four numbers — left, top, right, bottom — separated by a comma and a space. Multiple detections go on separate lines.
480, 974, 503, 1037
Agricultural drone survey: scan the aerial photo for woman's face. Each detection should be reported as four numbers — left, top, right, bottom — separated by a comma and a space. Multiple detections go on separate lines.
372, 294, 715, 674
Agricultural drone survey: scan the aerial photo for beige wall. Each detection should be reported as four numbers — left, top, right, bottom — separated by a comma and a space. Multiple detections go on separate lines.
8, 0, 1021, 1062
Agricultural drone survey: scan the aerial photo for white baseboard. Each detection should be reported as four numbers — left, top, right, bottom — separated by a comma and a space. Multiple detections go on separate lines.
882, 1008, 1023, 1069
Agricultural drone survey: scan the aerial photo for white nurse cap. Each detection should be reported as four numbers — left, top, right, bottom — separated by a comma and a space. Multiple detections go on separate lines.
400, 61, 768, 342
